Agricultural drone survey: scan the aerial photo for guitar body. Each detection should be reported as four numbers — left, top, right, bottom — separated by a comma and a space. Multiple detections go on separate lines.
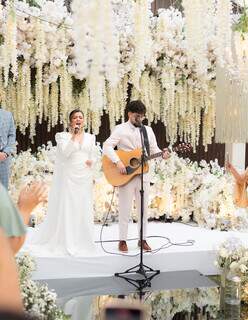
102, 149, 149, 187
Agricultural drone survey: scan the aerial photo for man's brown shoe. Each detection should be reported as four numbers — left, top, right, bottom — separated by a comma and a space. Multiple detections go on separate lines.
119, 241, 128, 252
138, 240, 151, 252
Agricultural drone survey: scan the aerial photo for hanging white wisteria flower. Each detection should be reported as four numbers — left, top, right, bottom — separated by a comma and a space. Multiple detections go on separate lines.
215, 0, 233, 66
182, 0, 214, 79
130, 0, 152, 89
0, 0, 238, 149
1, 1, 17, 86
71, 0, 120, 93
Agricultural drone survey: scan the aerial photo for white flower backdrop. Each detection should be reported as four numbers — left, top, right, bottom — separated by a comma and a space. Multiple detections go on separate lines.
9, 143, 248, 231
0, 0, 217, 150
4, 1, 248, 318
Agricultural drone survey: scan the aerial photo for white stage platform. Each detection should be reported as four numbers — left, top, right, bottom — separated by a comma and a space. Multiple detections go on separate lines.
24, 222, 248, 281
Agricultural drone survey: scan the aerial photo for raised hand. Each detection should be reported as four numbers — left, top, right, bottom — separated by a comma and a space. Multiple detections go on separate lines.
225, 161, 232, 172
17, 181, 48, 225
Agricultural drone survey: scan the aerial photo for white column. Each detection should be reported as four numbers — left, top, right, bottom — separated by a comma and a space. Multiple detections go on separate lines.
225, 143, 246, 172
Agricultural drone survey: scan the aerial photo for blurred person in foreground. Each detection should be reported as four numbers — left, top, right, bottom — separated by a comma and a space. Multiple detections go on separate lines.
226, 162, 248, 208
0, 228, 38, 319
0, 181, 47, 254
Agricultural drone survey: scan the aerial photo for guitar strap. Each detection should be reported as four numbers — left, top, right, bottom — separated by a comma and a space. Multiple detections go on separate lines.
140, 126, 150, 157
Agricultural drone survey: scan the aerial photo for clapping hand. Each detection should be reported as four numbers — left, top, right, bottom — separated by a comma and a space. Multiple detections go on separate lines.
225, 161, 232, 172
17, 181, 48, 224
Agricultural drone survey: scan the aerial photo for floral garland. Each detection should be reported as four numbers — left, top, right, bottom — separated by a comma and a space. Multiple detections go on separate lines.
0, 1, 219, 149
9, 143, 248, 231
16, 253, 69, 319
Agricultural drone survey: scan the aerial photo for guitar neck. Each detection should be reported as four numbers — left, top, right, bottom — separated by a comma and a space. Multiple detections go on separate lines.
147, 151, 163, 161
146, 144, 190, 161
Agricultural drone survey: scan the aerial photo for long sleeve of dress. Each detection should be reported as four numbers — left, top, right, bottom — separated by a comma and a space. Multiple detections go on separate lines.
55, 132, 79, 158
234, 168, 248, 208
89, 135, 97, 165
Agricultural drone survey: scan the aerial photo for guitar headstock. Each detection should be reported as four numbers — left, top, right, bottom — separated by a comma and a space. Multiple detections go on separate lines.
171, 143, 192, 154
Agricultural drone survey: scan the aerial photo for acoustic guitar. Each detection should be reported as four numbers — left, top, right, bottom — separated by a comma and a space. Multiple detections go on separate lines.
102, 143, 192, 187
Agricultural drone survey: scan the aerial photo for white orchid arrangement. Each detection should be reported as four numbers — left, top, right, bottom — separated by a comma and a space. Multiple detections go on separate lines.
9, 143, 248, 231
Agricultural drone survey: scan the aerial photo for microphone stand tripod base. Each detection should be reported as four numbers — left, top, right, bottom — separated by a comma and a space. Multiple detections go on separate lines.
115, 263, 160, 291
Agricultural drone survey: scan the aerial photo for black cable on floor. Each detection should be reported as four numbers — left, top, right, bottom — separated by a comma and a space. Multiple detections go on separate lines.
97, 188, 195, 257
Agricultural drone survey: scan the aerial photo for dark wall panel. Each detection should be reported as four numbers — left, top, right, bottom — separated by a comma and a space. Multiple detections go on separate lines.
17, 114, 225, 166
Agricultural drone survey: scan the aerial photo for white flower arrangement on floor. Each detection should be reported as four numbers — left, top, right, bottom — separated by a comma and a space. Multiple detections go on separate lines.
16, 253, 69, 319
93, 287, 220, 320
215, 237, 248, 304
146, 287, 219, 320
9, 143, 248, 231
215, 237, 248, 276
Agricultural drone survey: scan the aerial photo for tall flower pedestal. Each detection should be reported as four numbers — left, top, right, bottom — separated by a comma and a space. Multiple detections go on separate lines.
224, 273, 241, 320
219, 266, 228, 312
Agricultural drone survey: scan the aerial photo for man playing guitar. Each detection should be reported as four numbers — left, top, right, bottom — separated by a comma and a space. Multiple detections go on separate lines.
103, 100, 170, 253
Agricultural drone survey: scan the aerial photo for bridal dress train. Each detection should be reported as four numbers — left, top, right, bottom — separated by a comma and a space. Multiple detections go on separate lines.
24, 132, 97, 257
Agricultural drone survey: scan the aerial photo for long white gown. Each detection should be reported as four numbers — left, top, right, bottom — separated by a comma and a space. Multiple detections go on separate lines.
24, 131, 97, 256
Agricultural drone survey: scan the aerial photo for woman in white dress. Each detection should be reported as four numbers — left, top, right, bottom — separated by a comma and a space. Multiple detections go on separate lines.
26, 109, 96, 256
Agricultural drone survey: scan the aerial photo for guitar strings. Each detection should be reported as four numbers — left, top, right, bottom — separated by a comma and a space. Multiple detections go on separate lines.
97, 187, 195, 258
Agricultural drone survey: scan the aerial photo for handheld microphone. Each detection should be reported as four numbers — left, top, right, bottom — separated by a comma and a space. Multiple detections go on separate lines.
74, 125, 80, 134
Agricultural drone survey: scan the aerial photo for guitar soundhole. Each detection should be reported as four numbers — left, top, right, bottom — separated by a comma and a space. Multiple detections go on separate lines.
129, 157, 140, 168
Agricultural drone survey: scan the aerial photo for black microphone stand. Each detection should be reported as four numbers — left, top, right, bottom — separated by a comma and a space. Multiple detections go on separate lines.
115, 126, 160, 291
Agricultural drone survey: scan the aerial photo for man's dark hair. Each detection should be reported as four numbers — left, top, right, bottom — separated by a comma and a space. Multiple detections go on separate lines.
69, 109, 84, 122
127, 100, 146, 115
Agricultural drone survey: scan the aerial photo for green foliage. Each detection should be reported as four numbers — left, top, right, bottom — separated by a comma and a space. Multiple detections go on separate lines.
234, 6, 248, 36
19, 0, 41, 8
